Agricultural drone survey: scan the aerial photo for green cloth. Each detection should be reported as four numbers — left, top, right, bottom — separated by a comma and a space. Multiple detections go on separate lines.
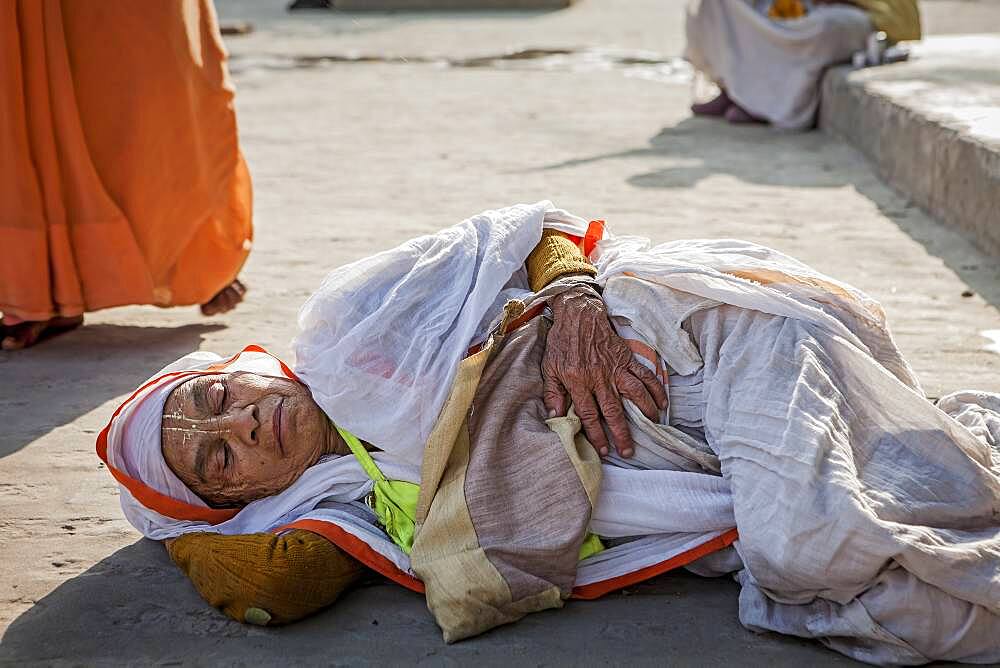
338, 425, 605, 561
338, 425, 420, 554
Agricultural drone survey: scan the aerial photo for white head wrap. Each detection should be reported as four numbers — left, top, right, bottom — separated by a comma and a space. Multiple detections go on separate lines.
99, 347, 304, 536
99, 345, 419, 541
112, 368, 207, 507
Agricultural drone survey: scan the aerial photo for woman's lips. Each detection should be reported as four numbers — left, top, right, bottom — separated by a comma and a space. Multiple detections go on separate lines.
274, 399, 285, 457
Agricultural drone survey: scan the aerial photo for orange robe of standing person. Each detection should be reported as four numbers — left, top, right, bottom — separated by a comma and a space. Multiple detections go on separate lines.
0, 0, 253, 323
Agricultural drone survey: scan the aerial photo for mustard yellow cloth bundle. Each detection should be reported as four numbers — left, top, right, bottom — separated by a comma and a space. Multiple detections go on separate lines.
168, 530, 365, 625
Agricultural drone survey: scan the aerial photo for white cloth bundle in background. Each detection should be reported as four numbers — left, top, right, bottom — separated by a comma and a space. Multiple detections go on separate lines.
685, 0, 871, 128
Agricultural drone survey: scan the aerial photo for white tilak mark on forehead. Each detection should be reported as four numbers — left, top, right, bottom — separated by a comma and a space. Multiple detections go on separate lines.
161, 427, 202, 446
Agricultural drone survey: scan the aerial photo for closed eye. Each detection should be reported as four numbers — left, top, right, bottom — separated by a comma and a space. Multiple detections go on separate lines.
208, 378, 229, 415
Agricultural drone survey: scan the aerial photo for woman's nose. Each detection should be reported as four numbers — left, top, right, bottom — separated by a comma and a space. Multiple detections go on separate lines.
225, 404, 260, 445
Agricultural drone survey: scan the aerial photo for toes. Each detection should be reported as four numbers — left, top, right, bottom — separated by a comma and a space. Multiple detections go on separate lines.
220, 288, 240, 313
201, 279, 247, 316
224, 287, 243, 309
1, 322, 48, 350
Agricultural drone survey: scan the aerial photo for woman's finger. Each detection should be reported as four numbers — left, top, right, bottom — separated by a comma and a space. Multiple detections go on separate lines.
594, 384, 635, 457
629, 360, 668, 410
570, 389, 610, 457
616, 371, 659, 421
542, 368, 569, 418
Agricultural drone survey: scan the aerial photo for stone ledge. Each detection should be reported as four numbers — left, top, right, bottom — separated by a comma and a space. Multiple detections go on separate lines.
820, 35, 1000, 257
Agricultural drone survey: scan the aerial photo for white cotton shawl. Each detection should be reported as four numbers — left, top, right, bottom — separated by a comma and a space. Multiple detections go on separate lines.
292, 201, 592, 466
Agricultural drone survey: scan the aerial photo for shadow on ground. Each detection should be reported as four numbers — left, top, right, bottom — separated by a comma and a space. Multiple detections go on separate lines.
0, 323, 224, 459
220, 0, 559, 37
529, 116, 1000, 309
0, 540, 855, 666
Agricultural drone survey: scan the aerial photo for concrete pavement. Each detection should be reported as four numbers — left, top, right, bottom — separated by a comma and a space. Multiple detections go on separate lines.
2, 1, 1000, 664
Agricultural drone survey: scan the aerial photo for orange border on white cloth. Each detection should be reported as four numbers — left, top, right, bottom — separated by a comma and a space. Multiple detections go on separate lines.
283, 518, 738, 599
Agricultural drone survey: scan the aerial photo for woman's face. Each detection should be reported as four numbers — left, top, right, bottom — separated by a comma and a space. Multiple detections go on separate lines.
161, 371, 332, 507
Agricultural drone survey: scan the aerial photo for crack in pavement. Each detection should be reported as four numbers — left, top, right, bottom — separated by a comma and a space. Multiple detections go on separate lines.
229, 46, 693, 83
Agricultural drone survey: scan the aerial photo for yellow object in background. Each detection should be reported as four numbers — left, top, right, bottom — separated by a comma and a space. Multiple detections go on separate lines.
768, 0, 807, 19
851, 0, 921, 42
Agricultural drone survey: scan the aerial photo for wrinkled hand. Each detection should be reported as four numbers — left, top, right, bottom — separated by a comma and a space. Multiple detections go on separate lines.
542, 286, 668, 457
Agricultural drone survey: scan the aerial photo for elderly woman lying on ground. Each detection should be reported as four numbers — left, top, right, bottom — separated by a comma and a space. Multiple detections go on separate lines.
100, 203, 1000, 664
685, 0, 920, 128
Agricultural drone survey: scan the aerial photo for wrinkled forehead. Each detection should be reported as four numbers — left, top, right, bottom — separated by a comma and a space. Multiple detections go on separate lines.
161, 370, 303, 422
162, 372, 226, 419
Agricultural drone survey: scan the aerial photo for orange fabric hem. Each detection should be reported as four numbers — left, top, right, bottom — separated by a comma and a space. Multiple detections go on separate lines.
279, 519, 427, 594
0, 304, 85, 323
570, 528, 739, 600
279, 519, 738, 602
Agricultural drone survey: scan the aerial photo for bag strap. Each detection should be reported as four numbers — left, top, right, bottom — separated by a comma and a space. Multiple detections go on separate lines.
336, 425, 387, 483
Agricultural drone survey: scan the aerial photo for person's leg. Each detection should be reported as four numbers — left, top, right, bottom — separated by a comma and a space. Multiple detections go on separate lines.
684, 0, 734, 118
0, 2, 94, 334
691, 89, 733, 116
2, 1, 254, 347
724, 103, 766, 124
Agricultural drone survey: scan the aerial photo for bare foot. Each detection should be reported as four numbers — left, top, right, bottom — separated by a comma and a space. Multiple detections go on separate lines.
200, 279, 247, 316
691, 90, 732, 117
1, 315, 84, 350
724, 104, 767, 124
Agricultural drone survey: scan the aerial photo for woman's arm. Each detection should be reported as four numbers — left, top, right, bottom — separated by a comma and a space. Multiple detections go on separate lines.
525, 230, 668, 458
166, 529, 365, 625
526, 229, 597, 292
